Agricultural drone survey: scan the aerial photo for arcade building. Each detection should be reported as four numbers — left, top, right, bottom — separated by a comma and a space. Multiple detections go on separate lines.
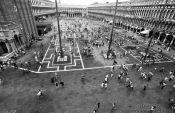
88, 0, 175, 50
57, 4, 88, 17
0, 0, 38, 62
31, 0, 55, 36
0, 22, 24, 61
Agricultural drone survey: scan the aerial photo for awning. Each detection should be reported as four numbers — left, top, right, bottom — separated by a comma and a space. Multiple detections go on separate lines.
140, 30, 150, 34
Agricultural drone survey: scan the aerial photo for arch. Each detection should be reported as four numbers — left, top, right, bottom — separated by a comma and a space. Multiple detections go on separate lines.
14, 34, 20, 47
164, 10, 169, 19
154, 31, 160, 39
156, 10, 161, 18
166, 10, 171, 19
154, 10, 158, 17
0, 42, 8, 55
165, 35, 174, 46
153, 10, 157, 18
148, 10, 152, 17
159, 32, 166, 42
172, 12, 175, 19
170, 10, 174, 19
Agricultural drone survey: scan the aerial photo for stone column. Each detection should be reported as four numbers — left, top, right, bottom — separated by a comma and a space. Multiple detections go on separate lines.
5, 42, 12, 53
163, 34, 168, 43
5, 43, 10, 53
156, 32, 162, 42
129, 25, 132, 31
10, 40, 17, 52
16, 35, 22, 46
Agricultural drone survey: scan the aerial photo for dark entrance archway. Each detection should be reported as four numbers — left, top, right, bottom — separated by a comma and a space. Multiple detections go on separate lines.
159, 32, 166, 42
154, 32, 160, 39
165, 35, 173, 46
38, 29, 42, 36
0, 42, 8, 56
14, 34, 20, 47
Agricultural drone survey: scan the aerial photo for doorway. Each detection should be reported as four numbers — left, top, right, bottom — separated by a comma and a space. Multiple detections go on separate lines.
0, 42, 8, 56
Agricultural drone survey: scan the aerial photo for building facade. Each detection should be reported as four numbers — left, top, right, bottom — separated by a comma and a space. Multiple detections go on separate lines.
30, 0, 55, 17
57, 4, 88, 17
0, 0, 38, 61
30, 0, 56, 36
88, 0, 175, 49
88, 2, 116, 21
30, 0, 88, 18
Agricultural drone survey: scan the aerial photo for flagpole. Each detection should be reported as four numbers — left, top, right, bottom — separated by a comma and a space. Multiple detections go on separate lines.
107, 0, 118, 59
55, 0, 64, 57
143, 0, 168, 61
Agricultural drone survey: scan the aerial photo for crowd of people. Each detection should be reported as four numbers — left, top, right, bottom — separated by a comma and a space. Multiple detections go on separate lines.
0, 48, 26, 71
0, 17, 175, 113
0, 41, 45, 77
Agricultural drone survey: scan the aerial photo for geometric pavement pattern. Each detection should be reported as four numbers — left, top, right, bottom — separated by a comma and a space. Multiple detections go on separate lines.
38, 38, 83, 72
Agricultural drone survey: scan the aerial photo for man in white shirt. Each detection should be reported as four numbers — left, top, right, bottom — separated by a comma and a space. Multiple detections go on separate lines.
138, 66, 142, 72
37, 89, 44, 98
150, 106, 156, 113
170, 75, 174, 81
105, 77, 108, 83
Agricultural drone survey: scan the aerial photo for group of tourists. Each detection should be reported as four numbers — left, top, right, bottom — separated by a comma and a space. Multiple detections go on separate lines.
1, 17, 175, 113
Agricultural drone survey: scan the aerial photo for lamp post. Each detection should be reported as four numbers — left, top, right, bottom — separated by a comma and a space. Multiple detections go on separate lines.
55, 0, 64, 57
107, 0, 118, 59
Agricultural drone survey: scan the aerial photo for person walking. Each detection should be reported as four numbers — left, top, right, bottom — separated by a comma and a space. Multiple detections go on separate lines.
93, 109, 97, 113
60, 81, 64, 88
55, 82, 59, 89
104, 76, 108, 84
138, 66, 142, 72
110, 102, 117, 113
37, 89, 44, 99
111, 66, 114, 72
81, 75, 85, 84
113, 60, 117, 65
149, 106, 156, 113
112, 102, 117, 110
143, 85, 147, 91
97, 102, 100, 109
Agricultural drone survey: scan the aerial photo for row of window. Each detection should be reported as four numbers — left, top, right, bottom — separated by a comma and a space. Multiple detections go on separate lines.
30, 0, 54, 6
30, 0, 41, 5
89, 13, 174, 31
32, 8, 55, 14
130, 0, 175, 6
32, 8, 87, 14
129, 9, 175, 20
88, 5, 175, 20
58, 8, 87, 12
